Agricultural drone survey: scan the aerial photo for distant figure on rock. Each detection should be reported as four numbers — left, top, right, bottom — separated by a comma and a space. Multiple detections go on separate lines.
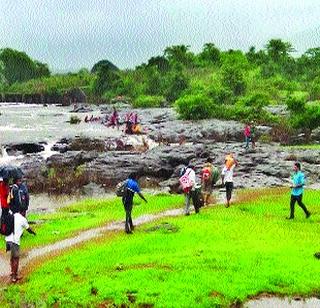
122, 173, 147, 234
108, 107, 120, 129
244, 123, 255, 150
221, 154, 238, 208
287, 162, 311, 220
5, 209, 36, 282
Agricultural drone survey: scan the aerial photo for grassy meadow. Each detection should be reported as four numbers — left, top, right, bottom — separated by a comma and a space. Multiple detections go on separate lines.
14, 194, 184, 250
1, 188, 320, 307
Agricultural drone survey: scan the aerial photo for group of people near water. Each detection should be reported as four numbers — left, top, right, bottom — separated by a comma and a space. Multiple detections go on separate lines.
84, 107, 143, 135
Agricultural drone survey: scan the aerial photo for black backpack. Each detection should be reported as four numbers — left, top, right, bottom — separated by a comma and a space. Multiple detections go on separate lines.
0, 212, 14, 236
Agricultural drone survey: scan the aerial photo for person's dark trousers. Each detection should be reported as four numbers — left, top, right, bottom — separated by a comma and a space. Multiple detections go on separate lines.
290, 194, 310, 218
123, 202, 134, 233
191, 191, 200, 213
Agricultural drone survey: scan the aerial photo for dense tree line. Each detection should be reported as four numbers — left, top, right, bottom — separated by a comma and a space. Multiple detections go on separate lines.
1, 39, 320, 139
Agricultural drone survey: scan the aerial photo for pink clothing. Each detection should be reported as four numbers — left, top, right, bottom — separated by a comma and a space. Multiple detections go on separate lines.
244, 125, 251, 137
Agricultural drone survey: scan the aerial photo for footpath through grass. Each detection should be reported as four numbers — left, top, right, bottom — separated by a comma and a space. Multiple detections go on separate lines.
11, 194, 184, 250
1, 188, 320, 307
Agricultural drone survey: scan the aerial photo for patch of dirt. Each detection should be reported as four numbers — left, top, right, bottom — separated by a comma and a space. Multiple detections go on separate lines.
145, 222, 179, 233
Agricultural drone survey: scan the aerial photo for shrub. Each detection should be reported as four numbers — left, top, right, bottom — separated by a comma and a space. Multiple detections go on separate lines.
133, 95, 164, 108
175, 93, 213, 120
69, 115, 81, 124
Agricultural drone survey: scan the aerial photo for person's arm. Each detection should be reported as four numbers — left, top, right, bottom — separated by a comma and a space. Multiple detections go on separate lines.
26, 227, 36, 235
138, 192, 147, 203
294, 174, 305, 188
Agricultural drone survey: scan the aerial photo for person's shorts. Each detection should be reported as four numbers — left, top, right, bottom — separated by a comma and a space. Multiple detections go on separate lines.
225, 182, 234, 200
6, 242, 20, 258
202, 181, 213, 194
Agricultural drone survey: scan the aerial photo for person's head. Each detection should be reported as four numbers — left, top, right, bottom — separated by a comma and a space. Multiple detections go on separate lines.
188, 163, 195, 170
128, 172, 138, 180
294, 162, 301, 172
206, 157, 213, 164
14, 177, 22, 185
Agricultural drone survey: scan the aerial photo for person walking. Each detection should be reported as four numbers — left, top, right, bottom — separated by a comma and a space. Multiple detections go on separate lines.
201, 158, 214, 206
122, 173, 147, 234
287, 162, 311, 220
180, 164, 199, 215
5, 210, 36, 282
221, 156, 238, 208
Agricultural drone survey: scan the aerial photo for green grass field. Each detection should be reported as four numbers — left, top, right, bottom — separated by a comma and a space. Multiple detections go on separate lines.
1, 189, 320, 307
19, 194, 184, 250
281, 144, 320, 150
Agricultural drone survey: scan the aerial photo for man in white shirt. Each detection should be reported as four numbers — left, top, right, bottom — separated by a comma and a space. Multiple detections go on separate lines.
182, 165, 199, 215
221, 159, 238, 208
5, 211, 36, 283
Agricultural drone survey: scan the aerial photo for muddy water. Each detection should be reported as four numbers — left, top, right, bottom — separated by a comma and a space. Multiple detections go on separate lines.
246, 296, 320, 307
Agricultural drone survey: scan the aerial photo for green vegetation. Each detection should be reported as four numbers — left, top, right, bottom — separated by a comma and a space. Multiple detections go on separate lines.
21, 194, 184, 249
2, 39, 320, 140
2, 189, 320, 307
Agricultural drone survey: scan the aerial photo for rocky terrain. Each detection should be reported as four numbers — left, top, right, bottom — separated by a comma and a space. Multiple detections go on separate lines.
3, 108, 318, 195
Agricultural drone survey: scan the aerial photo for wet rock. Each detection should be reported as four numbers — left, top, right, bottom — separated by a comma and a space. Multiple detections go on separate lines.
80, 182, 105, 196
6, 142, 45, 155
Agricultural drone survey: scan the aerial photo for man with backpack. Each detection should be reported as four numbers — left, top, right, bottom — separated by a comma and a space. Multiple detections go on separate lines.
122, 173, 147, 234
179, 164, 199, 215
9, 177, 29, 217
5, 209, 36, 283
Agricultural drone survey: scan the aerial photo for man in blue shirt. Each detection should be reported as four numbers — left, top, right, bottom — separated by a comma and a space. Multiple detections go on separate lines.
288, 162, 311, 220
122, 173, 147, 234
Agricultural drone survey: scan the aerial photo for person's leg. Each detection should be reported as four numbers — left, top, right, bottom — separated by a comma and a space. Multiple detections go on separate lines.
10, 244, 20, 282
184, 193, 191, 215
296, 195, 311, 218
124, 202, 131, 233
191, 190, 200, 214
245, 137, 249, 149
289, 195, 296, 219
226, 182, 233, 207
128, 203, 134, 231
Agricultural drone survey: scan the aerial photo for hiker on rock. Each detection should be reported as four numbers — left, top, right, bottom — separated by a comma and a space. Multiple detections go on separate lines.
5, 209, 36, 282
108, 107, 120, 129
0, 177, 10, 216
287, 162, 311, 220
201, 158, 214, 206
244, 123, 253, 150
122, 173, 147, 234
9, 177, 29, 217
221, 155, 238, 208
179, 164, 200, 215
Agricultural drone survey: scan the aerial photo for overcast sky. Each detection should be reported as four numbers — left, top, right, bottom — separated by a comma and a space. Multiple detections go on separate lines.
1, 0, 320, 72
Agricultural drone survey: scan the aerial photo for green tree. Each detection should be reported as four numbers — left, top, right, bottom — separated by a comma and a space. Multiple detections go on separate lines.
0, 48, 49, 84
199, 43, 220, 64
147, 56, 170, 72
164, 45, 196, 68
165, 72, 189, 103
92, 63, 121, 96
91, 59, 119, 74
265, 39, 295, 62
